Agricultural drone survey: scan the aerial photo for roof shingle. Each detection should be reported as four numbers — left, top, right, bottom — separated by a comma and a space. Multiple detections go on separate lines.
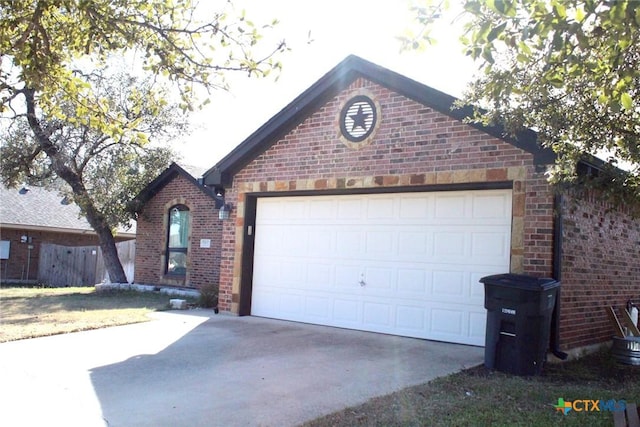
0, 184, 135, 236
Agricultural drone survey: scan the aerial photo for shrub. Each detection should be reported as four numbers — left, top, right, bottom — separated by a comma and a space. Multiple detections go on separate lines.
198, 282, 219, 310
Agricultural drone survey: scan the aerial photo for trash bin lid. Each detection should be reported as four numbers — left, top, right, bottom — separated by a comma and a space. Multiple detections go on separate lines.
479, 273, 559, 291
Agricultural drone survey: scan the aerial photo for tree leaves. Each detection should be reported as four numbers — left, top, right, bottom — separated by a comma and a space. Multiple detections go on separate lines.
406, 0, 640, 206
621, 92, 633, 110
1, 0, 287, 125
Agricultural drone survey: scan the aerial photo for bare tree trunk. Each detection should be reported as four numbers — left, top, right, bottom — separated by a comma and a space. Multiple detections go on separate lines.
24, 88, 128, 283
93, 220, 128, 284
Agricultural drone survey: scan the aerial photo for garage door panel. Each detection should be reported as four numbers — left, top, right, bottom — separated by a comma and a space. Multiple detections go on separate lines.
432, 270, 465, 297
469, 311, 488, 341
363, 302, 392, 326
337, 198, 362, 218
399, 196, 430, 218
306, 263, 333, 287
334, 264, 361, 289
281, 294, 305, 314
282, 229, 307, 254
256, 201, 285, 221
365, 197, 394, 219
254, 225, 284, 253
305, 296, 332, 319
471, 231, 510, 258
336, 230, 362, 255
396, 304, 426, 329
434, 194, 468, 219
251, 190, 511, 346
472, 193, 511, 218
433, 231, 467, 256
308, 198, 335, 219
431, 307, 464, 335
253, 256, 281, 285
333, 299, 361, 324
285, 199, 307, 219
398, 231, 430, 256
365, 230, 394, 254
363, 266, 393, 291
397, 268, 428, 294
279, 261, 303, 283
252, 288, 305, 318
308, 230, 333, 254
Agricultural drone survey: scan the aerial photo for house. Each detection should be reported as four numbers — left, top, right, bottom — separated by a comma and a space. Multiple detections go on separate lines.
131, 163, 223, 290
137, 56, 639, 355
0, 183, 135, 283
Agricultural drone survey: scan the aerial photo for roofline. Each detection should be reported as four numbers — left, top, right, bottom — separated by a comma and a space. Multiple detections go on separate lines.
202, 60, 356, 186
0, 223, 136, 238
132, 162, 217, 210
203, 55, 554, 187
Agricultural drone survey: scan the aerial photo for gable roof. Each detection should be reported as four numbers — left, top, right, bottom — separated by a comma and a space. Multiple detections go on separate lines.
131, 162, 219, 211
203, 55, 555, 187
0, 183, 135, 237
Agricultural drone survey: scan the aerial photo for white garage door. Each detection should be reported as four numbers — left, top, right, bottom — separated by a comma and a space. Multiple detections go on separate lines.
251, 189, 512, 346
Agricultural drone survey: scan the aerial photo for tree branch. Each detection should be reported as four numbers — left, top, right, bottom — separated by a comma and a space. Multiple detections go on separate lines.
12, 0, 45, 52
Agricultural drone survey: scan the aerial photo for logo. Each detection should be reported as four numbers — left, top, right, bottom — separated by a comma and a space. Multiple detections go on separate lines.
555, 398, 626, 415
554, 398, 572, 415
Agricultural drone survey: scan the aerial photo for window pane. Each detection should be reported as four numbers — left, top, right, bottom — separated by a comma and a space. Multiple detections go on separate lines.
167, 251, 187, 275
169, 207, 189, 248
166, 205, 189, 275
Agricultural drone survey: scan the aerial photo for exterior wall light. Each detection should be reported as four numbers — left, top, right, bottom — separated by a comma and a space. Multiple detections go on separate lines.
219, 203, 232, 220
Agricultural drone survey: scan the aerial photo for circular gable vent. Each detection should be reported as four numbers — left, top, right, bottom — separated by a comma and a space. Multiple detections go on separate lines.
339, 95, 378, 146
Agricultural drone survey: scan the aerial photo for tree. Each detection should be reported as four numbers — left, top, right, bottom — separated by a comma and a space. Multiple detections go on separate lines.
1, 70, 180, 283
403, 0, 640, 206
0, 0, 287, 283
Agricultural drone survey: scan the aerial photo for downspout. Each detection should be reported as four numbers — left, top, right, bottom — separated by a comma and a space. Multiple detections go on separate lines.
551, 193, 568, 360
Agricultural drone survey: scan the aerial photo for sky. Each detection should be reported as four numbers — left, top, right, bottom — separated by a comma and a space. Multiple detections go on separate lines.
179, 0, 475, 172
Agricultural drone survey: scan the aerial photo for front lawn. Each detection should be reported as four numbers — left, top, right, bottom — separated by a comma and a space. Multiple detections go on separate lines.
0, 286, 197, 342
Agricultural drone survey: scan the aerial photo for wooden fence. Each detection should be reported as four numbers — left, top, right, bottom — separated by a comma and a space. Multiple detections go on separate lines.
95, 240, 135, 284
38, 240, 135, 286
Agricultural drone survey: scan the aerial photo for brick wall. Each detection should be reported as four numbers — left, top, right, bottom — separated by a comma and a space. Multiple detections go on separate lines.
0, 228, 131, 282
134, 174, 222, 290
559, 190, 640, 350
217, 78, 556, 313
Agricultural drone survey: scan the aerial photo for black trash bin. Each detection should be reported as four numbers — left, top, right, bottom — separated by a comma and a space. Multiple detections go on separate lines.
479, 273, 560, 376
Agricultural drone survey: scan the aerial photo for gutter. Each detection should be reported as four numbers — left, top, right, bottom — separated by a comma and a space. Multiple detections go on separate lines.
551, 193, 568, 360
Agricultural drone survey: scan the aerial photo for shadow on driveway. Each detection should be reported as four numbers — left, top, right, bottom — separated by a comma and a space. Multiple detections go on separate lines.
90, 314, 483, 426
0, 311, 483, 427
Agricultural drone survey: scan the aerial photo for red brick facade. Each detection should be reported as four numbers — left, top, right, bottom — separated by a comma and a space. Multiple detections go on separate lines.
559, 190, 640, 350
134, 173, 222, 289
209, 76, 640, 353
0, 227, 131, 282
218, 79, 556, 307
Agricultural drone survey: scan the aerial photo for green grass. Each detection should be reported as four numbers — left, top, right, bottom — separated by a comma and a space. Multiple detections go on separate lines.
0, 286, 197, 342
304, 349, 640, 427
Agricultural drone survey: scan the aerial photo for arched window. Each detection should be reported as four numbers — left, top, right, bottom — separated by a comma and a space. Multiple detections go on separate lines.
166, 204, 189, 275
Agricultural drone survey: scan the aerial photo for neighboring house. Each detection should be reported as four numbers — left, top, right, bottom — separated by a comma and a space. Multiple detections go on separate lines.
136, 55, 639, 355
131, 163, 223, 290
0, 183, 135, 283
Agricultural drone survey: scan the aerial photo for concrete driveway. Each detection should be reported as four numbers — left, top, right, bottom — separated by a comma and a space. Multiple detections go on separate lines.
0, 310, 483, 427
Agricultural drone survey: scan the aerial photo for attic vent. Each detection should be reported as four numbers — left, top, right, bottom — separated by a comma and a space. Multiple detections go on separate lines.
340, 95, 377, 143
